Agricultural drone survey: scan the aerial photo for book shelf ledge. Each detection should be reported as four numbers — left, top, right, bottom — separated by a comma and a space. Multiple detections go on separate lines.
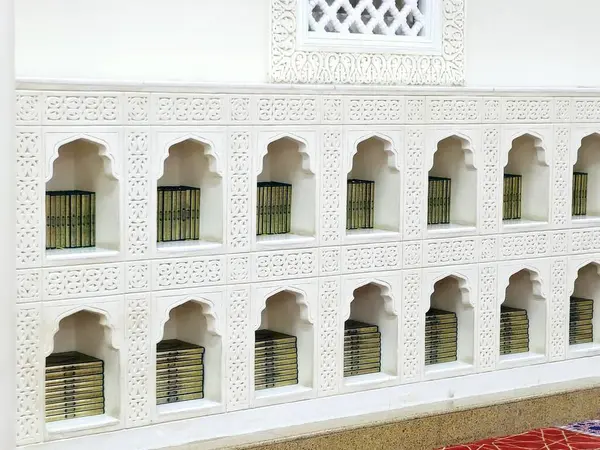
498, 351, 546, 370
567, 342, 600, 359
424, 361, 473, 381
571, 215, 600, 227
426, 223, 477, 238
45, 246, 119, 262
157, 398, 222, 420
342, 372, 396, 389
256, 233, 315, 247
253, 384, 313, 406
345, 229, 402, 243
156, 240, 222, 254
45, 414, 119, 437
502, 219, 548, 232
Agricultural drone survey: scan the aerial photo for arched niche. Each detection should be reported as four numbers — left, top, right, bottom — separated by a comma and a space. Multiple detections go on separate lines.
45, 137, 120, 253
257, 136, 316, 238
47, 309, 120, 420
501, 268, 547, 355
255, 288, 315, 389
158, 137, 223, 244
344, 281, 398, 377
158, 299, 223, 404
503, 133, 550, 223
569, 262, 600, 346
572, 133, 600, 218
347, 135, 401, 233
426, 275, 475, 366
428, 135, 477, 228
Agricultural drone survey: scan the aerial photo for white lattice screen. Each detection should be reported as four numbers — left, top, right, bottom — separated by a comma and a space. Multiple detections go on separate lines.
308, 0, 425, 37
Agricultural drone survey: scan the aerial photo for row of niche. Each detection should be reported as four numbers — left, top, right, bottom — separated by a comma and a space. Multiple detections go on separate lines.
43, 264, 600, 424
43, 131, 600, 258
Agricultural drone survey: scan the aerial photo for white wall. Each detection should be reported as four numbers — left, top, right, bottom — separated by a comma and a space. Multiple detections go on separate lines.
15, 0, 600, 87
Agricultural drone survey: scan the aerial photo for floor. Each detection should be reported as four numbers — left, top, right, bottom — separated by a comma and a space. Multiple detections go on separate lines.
440, 420, 600, 449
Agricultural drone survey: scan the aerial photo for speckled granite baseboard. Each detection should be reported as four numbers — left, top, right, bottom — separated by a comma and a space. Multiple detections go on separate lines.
241, 387, 600, 450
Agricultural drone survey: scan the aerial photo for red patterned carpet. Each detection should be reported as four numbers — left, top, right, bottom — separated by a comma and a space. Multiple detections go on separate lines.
438, 420, 600, 450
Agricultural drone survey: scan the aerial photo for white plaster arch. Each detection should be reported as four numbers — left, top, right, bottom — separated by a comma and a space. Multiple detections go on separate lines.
257, 133, 315, 176
45, 306, 120, 357
157, 134, 223, 180
568, 259, 600, 296
45, 134, 119, 182
425, 273, 475, 311
347, 133, 400, 173
155, 296, 222, 343
571, 130, 600, 166
253, 286, 315, 331
427, 133, 477, 171
501, 132, 548, 168
499, 267, 547, 302
341, 279, 397, 322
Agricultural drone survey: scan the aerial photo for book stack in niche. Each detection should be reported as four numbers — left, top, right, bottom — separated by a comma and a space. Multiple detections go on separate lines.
425, 308, 457, 365
569, 297, 594, 344
45, 191, 96, 250
45, 351, 104, 423
256, 182, 292, 235
503, 174, 522, 220
156, 340, 204, 405
255, 330, 298, 390
346, 179, 375, 230
572, 172, 588, 216
157, 186, 201, 242
344, 320, 381, 377
499, 306, 529, 355
427, 177, 451, 225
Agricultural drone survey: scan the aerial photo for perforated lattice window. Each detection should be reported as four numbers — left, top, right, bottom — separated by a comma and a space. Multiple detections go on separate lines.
308, 0, 425, 37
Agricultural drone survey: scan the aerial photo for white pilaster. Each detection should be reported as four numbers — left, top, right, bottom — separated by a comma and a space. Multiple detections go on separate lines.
1, 0, 16, 448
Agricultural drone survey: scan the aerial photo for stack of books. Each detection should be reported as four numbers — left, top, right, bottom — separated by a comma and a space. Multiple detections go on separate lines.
569, 297, 594, 344
503, 174, 522, 220
45, 191, 96, 250
427, 177, 451, 225
45, 351, 104, 422
500, 306, 529, 355
572, 172, 588, 216
156, 340, 204, 405
344, 320, 381, 377
346, 179, 375, 230
256, 182, 292, 235
255, 330, 298, 390
425, 309, 457, 365
157, 186, 201, 242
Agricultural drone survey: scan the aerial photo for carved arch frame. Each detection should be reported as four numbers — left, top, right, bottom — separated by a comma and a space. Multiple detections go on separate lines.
269, 0, 466, 86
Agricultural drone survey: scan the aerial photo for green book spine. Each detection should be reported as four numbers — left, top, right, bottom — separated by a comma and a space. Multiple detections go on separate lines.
517, 175, 522, 219
69, 193, 77, 248
509, 175, 515, 220
435, 178, 441, 225
427, 178, 432, 225
90, 192, 95, 247
572, 174, 578, 216
195, 188, 201, 240
446, 178, 452, 224
179, 188, 185, 241
175, 187, 182, 241
64, 194, 71, 249
430, 178, 436, 225
275, 184, 282, 234
257, 184, 263, 236
264, 183, 271, 235
507, 175, 513, 220
164, 189, 172, 242
287, 184, 292, 233
55, 194, 62, 249
82, 193, 90, 247
157, 189, 164, 242
441, 178, 447, 224
49, 194, 56, 249
502, 176, 508, 220
362, 181, 368, 229
280, 184, 286, 234
190, 188, 196, 240
346, 181, 352, 230
368, 181, 374, 228
45, 194, 51, 249
577, 173, 583, 215
582, 173, 588, 215
184, 188, 191, 240
349, 181, 355, 229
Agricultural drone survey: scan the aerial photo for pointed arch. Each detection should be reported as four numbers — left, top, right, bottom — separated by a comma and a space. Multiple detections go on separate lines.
157, 134, 222, 180
46, 134, 119, 182
46, 306, 119, 357
500, 267, 546, 301
254, 287, 314, 330
156, 296, 221, 343
571, 131, 600, 169
342, 279, 397, 322
348, 133, 400, 172
568, 260, 600, 296
502, 132, 548, 168
428, 133, 476, 171
426, 273, 474, 309
257, 134, 314, 175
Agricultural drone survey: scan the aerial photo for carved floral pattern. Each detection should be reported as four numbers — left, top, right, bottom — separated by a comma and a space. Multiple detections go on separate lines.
228, 132, 251, 251
126, 132, 150, 257
320, 130, 343, 243
45, 95, 119, 123
478, 265, 497, 371
318, 279, 340, 394
401, 271, 421, 381
227, 287, 251, 411
481, 128, 500, 233
549, 259, 567, 361
44, 265, 123, 299
552, 127, 570, 226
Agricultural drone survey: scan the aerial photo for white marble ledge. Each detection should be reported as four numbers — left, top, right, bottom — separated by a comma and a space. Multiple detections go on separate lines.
46, 414, 119, 437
